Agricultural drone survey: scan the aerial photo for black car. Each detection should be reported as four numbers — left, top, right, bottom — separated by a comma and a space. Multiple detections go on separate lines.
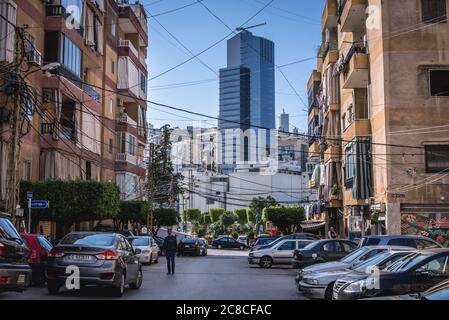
46, 232, 143, 297
292, 239, 358, 269
212, 236, 247, 250
0, 212, 32, 293
178, 238, 203, 256
333, 248, 449, 300
250, 233, 320, 252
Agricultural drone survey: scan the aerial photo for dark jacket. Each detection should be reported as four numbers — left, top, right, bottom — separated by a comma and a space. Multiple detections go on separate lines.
163, 235, 178, 253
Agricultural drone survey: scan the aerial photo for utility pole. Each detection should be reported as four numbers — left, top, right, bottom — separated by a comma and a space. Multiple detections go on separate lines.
147, 143, 154, 236
6, 27, 25, 221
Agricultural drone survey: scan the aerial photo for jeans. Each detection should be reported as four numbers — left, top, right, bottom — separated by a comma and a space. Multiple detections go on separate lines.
166, 251, 176, 274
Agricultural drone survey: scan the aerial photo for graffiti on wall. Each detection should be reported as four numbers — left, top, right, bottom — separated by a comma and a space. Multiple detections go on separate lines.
401, 213, 449, 247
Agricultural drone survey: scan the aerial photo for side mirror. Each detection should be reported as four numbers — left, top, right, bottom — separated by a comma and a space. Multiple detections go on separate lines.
134, 248, 142, 255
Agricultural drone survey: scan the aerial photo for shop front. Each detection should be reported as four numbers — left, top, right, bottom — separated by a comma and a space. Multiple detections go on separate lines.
401, 204, 449, 247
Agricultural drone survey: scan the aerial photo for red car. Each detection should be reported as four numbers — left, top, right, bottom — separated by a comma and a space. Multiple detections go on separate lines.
20, 233, 53, 286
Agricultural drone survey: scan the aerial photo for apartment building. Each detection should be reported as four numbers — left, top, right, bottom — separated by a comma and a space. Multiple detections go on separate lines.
308, 0, 449, 244
0, 0, 148, 214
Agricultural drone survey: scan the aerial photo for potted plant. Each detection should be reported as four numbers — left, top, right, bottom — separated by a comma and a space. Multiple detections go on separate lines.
330, 184, 341, 200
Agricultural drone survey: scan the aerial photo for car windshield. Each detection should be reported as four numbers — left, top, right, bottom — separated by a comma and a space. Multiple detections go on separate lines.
386, 252, 433, 272
61, 233, 115, 247
37, 236, 53, 251
359, 237, 381, 247
0, 218, 21, 240
351, 252, 391, 272
133, 237, 150, 246
182, 239, 197, 244
340, 247, 371, 263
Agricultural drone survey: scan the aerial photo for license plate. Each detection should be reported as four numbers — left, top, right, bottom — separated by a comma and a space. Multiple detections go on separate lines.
66, 254, 95, 263
185, 245, 190, 248
17, 274, 26, 284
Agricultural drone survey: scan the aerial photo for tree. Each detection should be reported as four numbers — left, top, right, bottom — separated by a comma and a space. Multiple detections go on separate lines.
202, 214, 212, 225
151, 125, 184, 208
264, 206, 306, 235
152, 208, 180, 235
209, 208, 225, 223
117, 201, 148, 230
247, 210, 256, 224
182, 208, 202, 223
234, 208, 249, 225
220, 211, 237, 228
249, 196, 279, 218
19, 180, 120, 232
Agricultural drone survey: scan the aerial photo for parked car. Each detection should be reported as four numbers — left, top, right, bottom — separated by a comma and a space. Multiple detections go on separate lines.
248, 239, 313, 268
131, 236, 159, 265
237, 236, 247, 245
212, 236, 247, 250
0, 212, 32, 293
333, 248, 449, 300
300, 248, 415, 300
250, 233, 320, 252
46, 232, 143, 297
251, 236, 279, 248
358, 235, 442, 249
292, 239, 358, 269
178, 238, 204, 256
153, 236, 165, 256
365, 278, 449, 300
295, 245, 415, 287
20, 233, 53, 285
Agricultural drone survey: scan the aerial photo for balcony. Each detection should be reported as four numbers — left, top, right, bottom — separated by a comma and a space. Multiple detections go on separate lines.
116, 152, 138, 165
324, 145, 341, 163
45, 5, 84, 36
119, 39, 138, 58
308, 107, 319, 123
117, 56, 140, 99
117, 4, 148, 46
116, 113, 146, 144
82, 83, 101, 103
339, 0, 367, 33
342, 119, 371, 145
309, 140, 321, 156
322, 0, 338, 31
342, 52, 369, 89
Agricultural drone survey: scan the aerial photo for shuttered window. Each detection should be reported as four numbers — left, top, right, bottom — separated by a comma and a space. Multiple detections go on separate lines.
425, 145, 449, 173
421, 0, 447, 23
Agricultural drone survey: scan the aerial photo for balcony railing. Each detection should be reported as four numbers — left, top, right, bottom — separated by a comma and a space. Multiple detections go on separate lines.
116, 152, 138, 165
119, 39, 139, 58
118, 113, 137, 127
338, 0, 367, 32
45, 4, 84, 36
41, 123, 54, 135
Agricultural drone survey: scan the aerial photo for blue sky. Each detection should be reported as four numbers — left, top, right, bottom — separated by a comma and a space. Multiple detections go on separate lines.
143, 0, 324, 131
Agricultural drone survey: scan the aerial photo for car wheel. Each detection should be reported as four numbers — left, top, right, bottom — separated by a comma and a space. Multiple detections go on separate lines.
129, 268, 143, 290
259, 256, 273, 268
47, 281, 60, 295
112, 273, 125, 297
324, 283, 334, 301
217, 245, 222, 249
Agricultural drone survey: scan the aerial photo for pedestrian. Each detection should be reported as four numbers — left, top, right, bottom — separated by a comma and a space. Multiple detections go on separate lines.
328, 226, 337, 239
163, 227, 177, 275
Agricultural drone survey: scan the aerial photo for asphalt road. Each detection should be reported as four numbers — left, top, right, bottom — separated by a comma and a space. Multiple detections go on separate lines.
1, 249, 306, 300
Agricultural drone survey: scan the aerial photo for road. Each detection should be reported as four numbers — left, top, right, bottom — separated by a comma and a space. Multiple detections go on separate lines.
1, 249, 306, 300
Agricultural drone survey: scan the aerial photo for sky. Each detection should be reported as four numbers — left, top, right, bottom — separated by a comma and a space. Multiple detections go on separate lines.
142, 0, 324, 132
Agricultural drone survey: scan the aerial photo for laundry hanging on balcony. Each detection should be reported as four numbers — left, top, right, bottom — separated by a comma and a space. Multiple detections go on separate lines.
352, 138, 374, 200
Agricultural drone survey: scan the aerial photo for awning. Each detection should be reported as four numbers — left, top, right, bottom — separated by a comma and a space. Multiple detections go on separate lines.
300, 221, 326, 231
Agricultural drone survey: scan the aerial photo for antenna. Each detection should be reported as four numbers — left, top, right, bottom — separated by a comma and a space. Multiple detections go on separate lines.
236, 22, 267, 32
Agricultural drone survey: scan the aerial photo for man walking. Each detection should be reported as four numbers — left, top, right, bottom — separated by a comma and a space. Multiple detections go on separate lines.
163, 227, 177, 275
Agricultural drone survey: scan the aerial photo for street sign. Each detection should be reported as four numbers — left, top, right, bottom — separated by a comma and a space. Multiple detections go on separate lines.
27, 191, 33, 199
31, 200, 49, 209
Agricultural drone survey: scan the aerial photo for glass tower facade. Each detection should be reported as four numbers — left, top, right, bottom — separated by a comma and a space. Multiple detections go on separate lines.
219, 31, 275, 173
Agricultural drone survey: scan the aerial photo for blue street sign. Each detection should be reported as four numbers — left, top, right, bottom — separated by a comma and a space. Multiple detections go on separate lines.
27, 192, 33, 199
31, 200, 49, 209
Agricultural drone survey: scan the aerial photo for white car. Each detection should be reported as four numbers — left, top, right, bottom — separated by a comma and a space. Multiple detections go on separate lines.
248, 239, 314, 268
237, 236, 247, 245
132, 236, 159, 265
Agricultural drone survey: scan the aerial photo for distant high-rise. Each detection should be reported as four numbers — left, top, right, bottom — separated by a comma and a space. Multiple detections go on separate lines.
279, 109, 289, 133
218, 30, 275, 173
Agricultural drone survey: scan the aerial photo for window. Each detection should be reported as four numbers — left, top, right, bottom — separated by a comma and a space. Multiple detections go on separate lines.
425, 145, 449, 173
111, 60, 115, 74
37, 236, 53, 251
421, 0, 447, 23
429, 70, 449, 96
345, 143, 355, 188
25, 94, 33, 119
109, 99, 113, 114
61, 0, 83, 25
341, 241, 355, 252
60, 34, 82, 77
359, 249, 385, 262
86, 161, 92, 180
109, 138, 113, 154
23, 160, 31, 181
140, 71, 147, 96
416, 239, 440, 249
278, 241, 295, 251
419, 255, 449, 276
111, 20, 116, 37
322, 242, 336, 252
387, 238, 416, 247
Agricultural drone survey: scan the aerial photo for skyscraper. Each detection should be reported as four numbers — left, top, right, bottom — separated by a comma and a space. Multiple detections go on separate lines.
218, 30, 275, 173
279, 109, 289, 133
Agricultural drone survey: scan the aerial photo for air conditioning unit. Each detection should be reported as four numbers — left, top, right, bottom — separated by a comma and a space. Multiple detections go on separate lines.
26, 48, 42, 66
